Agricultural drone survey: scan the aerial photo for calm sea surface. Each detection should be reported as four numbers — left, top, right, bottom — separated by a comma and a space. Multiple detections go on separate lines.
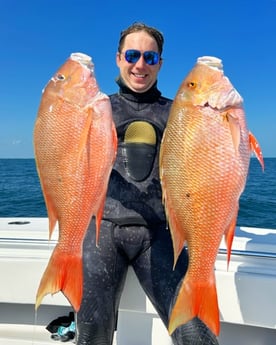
0, 158, 275, 229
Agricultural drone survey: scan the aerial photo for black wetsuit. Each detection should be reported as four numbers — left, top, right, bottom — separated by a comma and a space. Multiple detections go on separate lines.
76, 78, 219, 345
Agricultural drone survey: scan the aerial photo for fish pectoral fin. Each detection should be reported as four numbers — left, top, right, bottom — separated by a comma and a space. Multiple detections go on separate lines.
35, 246, 83, 312
249, 131, 265, 171
225, 112, 241, 154
77, 108, 93, 163
168, 274, 220, 336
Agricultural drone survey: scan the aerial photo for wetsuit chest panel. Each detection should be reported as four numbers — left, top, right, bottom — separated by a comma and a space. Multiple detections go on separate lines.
121, 121, 157, 182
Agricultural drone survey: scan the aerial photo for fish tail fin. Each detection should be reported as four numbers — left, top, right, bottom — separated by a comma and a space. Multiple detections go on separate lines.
35, 246, 82, 312
249, 131, 264, 171
197, 277, 220, 336
168, 274, 220, 336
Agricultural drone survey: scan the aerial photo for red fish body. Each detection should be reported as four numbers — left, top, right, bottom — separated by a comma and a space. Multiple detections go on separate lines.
159, 56, 264, 336
34, 53, 117, 311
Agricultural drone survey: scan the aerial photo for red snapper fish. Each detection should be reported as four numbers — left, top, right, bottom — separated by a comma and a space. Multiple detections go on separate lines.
34, 52, 117, 311
159, 56, 264, 336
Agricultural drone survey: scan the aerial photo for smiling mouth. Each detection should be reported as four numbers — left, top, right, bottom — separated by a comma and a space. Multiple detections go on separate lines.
132, 73, 147, 78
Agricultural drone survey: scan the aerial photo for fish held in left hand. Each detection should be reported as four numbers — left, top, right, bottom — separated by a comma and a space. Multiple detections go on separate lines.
160, 56, 264, 336
34, 52, 117, 311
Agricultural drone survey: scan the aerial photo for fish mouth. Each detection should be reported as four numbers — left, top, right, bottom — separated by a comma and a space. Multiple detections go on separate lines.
196, 56, 243, 109
197, 56, 223, 71
201, 87, 243, 111
70, 52, 94, 69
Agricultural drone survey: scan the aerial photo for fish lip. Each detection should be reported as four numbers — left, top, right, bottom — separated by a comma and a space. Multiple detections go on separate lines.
200, 95, 243, 111
70, 52, 94, 69
197, 56, 223, 71
201, 102, 241, 112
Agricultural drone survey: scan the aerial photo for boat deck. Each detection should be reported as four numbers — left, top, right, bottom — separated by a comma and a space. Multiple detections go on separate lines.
1, 218, 276, 344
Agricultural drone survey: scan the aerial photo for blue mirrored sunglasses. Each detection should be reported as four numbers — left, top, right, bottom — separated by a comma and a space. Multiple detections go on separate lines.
124, 49, 160, 65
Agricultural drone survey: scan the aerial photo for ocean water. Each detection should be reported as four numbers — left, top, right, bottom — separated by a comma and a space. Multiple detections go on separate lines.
0, 158, 275, 229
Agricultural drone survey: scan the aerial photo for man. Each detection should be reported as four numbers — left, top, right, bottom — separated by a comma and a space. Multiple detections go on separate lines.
76, 22, 219, 345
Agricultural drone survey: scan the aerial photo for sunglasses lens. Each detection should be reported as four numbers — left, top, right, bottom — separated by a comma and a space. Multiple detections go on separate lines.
124, 50, 159, 65
143, 51, 159, 65
125, 50, 141, 63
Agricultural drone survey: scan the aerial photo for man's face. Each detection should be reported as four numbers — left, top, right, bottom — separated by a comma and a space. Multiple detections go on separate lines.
116, 31, 162, 93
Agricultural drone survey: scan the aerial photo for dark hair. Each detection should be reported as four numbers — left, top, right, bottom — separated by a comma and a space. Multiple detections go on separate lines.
118, 22, 164, 56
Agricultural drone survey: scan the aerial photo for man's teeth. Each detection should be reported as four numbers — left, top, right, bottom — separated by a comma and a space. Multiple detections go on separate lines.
134, 74, 146, 77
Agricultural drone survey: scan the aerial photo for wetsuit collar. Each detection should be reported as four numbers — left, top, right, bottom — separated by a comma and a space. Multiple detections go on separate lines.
116, 76, 161, 103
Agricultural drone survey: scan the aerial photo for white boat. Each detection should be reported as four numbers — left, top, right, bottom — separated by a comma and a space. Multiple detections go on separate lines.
1, 217, 276, 344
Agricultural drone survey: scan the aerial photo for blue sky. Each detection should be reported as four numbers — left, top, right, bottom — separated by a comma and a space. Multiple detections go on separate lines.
0, 0, 275, 158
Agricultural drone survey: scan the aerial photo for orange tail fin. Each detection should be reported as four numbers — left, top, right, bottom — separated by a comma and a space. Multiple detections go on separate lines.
168, 273, 220, 336
35, 246, 82, 312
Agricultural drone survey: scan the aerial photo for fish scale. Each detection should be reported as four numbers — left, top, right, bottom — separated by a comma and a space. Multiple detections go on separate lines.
160, 56, 264, 336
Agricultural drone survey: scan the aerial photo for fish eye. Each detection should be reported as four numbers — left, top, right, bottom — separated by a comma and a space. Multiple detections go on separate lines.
56, 73, 65, 81
188, 81, 197, 88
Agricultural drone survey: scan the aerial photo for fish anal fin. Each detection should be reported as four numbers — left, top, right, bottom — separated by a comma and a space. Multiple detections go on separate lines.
164, 197, 186, 268
171, 225, 186, 270
39, 184, 58, 240
35, 246, 82, 312
168, 274, 220, 336
46, 199, 58, 239
249, 131, 265, 171
95, 197, 105, 247
224, 206, 238, 269
48, 217, 58, 240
